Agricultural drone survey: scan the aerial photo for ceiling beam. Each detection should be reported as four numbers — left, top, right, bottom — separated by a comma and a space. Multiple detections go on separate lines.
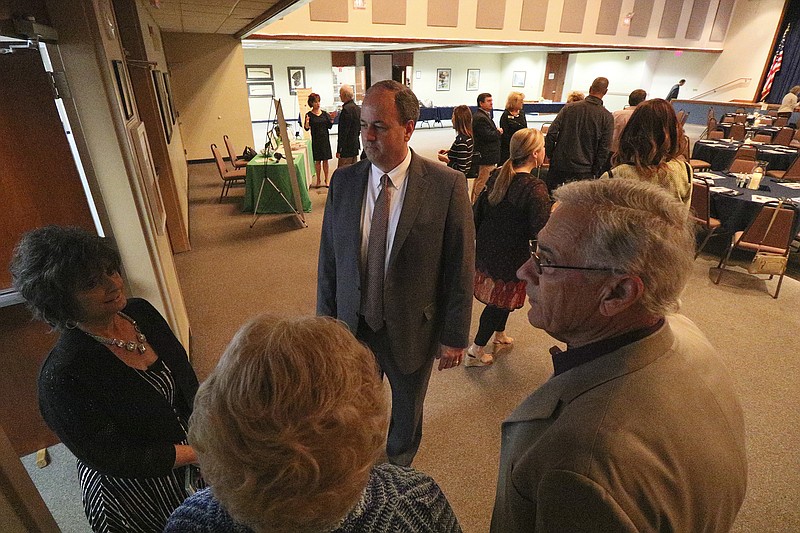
234, 0, 308, 40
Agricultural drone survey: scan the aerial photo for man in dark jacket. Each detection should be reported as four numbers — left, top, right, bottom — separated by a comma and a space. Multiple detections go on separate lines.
666, 79, 685, 101
471, 92, 502, 203
336, 84, 361, 169
544, 77, 613, 190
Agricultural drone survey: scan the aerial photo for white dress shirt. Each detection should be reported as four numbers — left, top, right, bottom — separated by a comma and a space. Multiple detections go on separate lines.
360, 149, 412, 274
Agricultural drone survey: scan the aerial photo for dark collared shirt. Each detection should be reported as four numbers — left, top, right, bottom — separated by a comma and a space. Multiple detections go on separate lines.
551, 318, 665, 376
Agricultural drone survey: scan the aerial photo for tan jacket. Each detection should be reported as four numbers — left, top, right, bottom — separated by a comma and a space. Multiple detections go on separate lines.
491, 315, 747, 532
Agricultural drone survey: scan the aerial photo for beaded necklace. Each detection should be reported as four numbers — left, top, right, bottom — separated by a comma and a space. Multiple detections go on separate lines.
83, 312, 147, 354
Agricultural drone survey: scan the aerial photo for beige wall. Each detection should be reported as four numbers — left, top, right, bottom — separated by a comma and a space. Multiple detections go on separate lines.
162, 33, 253, 161
259, 0, 735, 51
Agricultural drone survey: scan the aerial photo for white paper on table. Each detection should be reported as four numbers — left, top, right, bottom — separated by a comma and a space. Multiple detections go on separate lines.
749, 194, 774, 203
710, 186, 735, 193
791, 197, 800, 203
779, 182, 800, 189
694, 172, 718, 179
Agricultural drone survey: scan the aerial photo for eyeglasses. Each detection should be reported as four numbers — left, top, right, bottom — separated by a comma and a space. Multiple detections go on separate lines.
528, 241, 617, 275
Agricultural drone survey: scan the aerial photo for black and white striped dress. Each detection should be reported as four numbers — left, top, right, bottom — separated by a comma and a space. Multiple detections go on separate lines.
78, 359, 192, 532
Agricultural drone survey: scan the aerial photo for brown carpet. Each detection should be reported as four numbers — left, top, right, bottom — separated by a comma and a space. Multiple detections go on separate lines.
175, 128, 800, 533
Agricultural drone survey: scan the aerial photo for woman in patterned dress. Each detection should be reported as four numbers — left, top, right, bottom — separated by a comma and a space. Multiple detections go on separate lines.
466, 129, 551, 366
11, 226, 200, 532
304, 92, 334, 187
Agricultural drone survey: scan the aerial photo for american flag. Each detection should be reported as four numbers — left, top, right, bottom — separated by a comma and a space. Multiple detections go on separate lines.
761, 24, 791, 101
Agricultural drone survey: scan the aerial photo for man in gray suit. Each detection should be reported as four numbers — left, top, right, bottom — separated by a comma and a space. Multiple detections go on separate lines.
491, 179, 747, 532
317, 80, 475, 466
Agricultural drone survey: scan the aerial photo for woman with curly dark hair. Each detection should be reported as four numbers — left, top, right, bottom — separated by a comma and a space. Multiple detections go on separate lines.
10, 226, 200, 532
602, 98, 692, 208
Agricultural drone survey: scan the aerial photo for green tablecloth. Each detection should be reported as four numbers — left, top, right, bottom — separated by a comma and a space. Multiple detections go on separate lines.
244, 153, 312, 214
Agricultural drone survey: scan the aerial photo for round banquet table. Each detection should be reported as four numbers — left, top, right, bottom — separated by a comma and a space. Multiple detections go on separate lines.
700, 173, 800, 235
692, 140, 799, 172
717, 123, 781, 139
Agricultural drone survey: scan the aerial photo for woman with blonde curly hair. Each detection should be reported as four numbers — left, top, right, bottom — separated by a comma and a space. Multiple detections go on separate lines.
467, 129, 551, 366
165, 315, 461, 533
499, 92, 527, 163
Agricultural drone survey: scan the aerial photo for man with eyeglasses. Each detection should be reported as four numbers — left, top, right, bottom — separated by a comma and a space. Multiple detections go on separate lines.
491, 179, 747, 532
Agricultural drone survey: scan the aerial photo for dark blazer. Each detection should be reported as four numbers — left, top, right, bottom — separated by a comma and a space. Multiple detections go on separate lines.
317, 151, 475, 375
491, 315, 747, 532
337, 99, 361, 158
38, 298, 199, 478
472, 108, 501, 166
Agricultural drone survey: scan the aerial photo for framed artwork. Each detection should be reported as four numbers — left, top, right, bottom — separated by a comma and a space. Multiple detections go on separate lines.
466, 69, 480, 91
287, 66, 306, 95
152, 70, 172, 144
111, 59, 134, 121
436, 68, 451, 91
245, 64, 273, 80
248, 82, 275, 98
162, 72, 176, 125
129, 121, 166, 235
512, 71, 527, 87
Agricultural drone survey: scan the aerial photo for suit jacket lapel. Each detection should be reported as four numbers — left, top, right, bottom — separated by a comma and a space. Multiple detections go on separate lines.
389, 151, 430, 268
349, 163, 370, 275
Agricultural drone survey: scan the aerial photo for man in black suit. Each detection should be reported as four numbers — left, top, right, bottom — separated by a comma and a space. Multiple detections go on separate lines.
336, 84, 360, 169
472, 92, 502, 203
317, 80, 475, 466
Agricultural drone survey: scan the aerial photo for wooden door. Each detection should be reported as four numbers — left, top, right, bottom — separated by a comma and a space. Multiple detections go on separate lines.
542, 53, 570, 102
0, 46, 95, 455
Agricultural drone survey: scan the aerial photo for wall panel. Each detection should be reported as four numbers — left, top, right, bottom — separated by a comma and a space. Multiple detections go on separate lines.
520, 0, 548, 31
373, 0, 406, 24
309, 0, 348, 22
595, 0, 623, 36
560, 0, 587, 33
658, 0, 684, 38
710, 0, 736, 42
476, 0, 506, 29
628, 0, 655, 37
428, 0, 459, 27
685, 0, 711, 40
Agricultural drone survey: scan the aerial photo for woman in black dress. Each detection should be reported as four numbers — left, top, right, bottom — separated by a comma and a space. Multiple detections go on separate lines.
499, 92, 528, 163
10, 226, 201, 532
466, 129, 551, 366
304, 92, 333, 187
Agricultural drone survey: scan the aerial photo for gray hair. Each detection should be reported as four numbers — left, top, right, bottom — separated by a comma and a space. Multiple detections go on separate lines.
10, 226, 122, 330
366, 80, 420, 124
340, 84, 354, 101
553, 179, 695, 315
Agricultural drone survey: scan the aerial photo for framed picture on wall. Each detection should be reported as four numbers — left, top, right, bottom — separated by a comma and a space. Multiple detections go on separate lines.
162, 72, 176, 125
512, 71, 527, 88
248, 82, 275, 98
466, 69, 480, 91
287, 66, 306, 95
436, 68, 451, 91
152, 70, 172, 144
246, 65, 273, 80
111, 59, 134, 121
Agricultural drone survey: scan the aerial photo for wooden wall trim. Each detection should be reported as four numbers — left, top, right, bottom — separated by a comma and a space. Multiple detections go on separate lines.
246, 33, 725, 53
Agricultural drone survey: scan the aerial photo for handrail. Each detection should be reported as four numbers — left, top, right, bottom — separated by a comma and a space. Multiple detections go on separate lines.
691, 78, 752, 100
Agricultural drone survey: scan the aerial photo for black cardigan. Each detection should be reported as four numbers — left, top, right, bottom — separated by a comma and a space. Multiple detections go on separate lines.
38, 298, 199, 479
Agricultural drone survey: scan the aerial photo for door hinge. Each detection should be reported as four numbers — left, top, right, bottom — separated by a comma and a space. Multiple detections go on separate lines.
47, 71, 71, 99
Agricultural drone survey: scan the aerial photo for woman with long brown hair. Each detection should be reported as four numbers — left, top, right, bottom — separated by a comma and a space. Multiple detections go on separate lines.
467, 129, 551, 366
438, 104, 475, 177
603, 98, 692, 207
